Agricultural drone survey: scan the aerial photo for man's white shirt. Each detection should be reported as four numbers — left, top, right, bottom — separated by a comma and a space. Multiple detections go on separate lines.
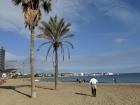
90, 78, 98, 89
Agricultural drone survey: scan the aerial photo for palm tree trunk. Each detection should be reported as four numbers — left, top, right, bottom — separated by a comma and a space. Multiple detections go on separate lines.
54, 47, 58, 90
30, 29, 36, 98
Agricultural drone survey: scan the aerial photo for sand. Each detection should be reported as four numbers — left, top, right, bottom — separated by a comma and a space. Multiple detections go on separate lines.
0, 79, 140, 105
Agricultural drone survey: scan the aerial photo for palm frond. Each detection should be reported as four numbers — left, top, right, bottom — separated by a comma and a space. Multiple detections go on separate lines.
56, 18, 64, 36
51, 51, 55, 68
33, 9, 41, 26
67, 47, 70, 59
37, 41, 51, 51
49, 16, 57, 35
61, 34, 74, 40
12, 0, 22, 6
63, 44, 71, 59
22, 3, 28, 12
36, 34, 47, 39
62, 41, 74, 49
41, 21, 54, 36
46, 45, 53, 61
60, 43, 65, 61
22, 5, 41, 29
54, 16, 57, 23
42, 0, 52, 13
12, 0, 52, 30
60, 23, 71, 37
38, 16, 74, 63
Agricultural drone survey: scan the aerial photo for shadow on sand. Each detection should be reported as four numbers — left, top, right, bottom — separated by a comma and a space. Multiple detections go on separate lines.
75, 92, 92, 97
0, 85, 31, 97
35, 85, 54, 90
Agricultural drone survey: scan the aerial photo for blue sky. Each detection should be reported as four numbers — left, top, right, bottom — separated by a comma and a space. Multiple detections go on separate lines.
0, 0, 140, 73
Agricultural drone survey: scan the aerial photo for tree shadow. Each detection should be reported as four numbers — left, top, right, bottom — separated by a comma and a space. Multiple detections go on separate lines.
35, 85, 54, 90
14, 89, 31, 97
0, 86, 15, 89
75, 92, 92, 97
16, 85, 31, 88
0, 85, 31, 98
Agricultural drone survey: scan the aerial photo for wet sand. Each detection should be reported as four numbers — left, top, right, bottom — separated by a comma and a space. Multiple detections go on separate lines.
0, 79, 140, 105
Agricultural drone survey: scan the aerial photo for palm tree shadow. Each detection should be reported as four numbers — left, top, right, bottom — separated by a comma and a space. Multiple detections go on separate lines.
0, 85, 31, 98
0, 86, 15, 90
75, 92, 92, 97
35, 85, 54, 90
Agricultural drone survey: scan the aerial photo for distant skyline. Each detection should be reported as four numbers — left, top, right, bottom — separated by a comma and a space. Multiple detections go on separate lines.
0, 0, 140, 73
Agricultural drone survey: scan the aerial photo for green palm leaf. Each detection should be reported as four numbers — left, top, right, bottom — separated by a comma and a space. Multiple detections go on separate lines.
62, 34, 74, 40
46, 45, 53, 61
12, 0, 22, 5
42, 0, 52, 13
62, 41, 74, 49
37, 41, 51, 51
36, 34, 47, 39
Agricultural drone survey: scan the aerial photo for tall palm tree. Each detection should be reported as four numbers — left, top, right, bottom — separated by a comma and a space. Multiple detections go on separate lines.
37, 16, 74, 89
12, 0, 52, 98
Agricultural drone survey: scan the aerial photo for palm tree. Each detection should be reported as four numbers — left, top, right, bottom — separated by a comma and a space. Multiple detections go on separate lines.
37, 16, 74, 89
12, 0, 52, 98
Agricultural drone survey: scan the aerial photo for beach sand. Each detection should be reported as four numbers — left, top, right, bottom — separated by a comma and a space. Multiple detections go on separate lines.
0, 79, 140, 105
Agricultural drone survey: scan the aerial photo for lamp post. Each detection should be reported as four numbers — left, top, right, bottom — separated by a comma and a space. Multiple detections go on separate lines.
23, 62, 25, 81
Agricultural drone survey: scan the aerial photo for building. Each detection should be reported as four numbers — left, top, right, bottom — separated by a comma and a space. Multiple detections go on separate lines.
80, 72, 84, 76
61, 72, 74, 77
0, 46, 5, 71
0, 46, 17, 78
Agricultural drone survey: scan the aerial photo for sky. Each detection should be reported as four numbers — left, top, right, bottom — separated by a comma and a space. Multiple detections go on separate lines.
0, 0, 140, 73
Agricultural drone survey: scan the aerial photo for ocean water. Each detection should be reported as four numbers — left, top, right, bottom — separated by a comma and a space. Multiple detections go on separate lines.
43, 73, 140, 83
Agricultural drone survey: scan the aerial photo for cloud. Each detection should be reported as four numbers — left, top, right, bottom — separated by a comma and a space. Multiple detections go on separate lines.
1, 0, 140, 38
4, 48, 140, 73
57, 48, 140, 72
1, 0, 140, 73
5, 52, 25, 61
92, 0, 140, 28
0, 0, 29, 38
0, 0, 94, 38
41, 0, 97, 32
50, 0, 93, 21
5, 52, 26, 70
114, 38, 127, 44
5, 52, 51, 73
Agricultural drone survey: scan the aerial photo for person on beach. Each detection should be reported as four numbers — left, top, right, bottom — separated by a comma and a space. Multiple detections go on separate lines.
76, 78, 82, 83
90, 78, 98, 97
113, 77, 117, 84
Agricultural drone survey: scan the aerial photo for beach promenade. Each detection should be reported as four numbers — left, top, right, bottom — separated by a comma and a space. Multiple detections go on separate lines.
0, 79, 140, 105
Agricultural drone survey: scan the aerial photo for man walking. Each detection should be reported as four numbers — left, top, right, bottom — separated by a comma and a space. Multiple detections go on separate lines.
90, 77, 98, 97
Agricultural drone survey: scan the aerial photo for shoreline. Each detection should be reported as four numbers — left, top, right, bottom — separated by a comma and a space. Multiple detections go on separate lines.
33, 73, 140, 84
24, 77, 140, 85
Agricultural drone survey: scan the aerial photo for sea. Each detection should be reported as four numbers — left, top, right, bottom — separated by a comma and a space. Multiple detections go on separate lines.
42, 73, 140, 83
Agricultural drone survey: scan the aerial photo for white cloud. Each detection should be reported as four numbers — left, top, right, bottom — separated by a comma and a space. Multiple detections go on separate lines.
1, 0, 140, 37
0, 0, 95, 38
33, 48, 140, 73
5, 52, 26, 70
40, 0, 96, 33
114, 38, 127, 44
1, 0, 140, 73
5, 52, 25, 61
0, 0, 29, 38
92, 0, 140, 27
0, 0, 23, 25
4, 48, 140, 73
5, 52, 51, 73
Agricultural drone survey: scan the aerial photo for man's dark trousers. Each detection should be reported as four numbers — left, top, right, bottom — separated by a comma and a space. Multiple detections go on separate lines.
91, 87, 96, 97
